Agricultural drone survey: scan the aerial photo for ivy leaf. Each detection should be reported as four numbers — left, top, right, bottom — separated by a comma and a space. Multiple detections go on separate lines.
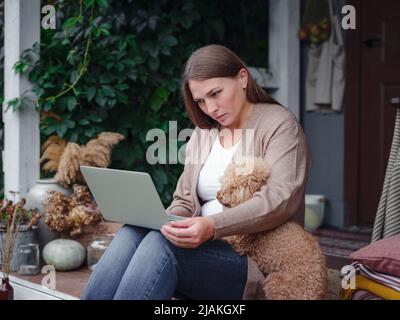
67, 96, 77, 111
84, 127, 96, 137
95, 91, 106, 107
115, 91, 128, 105
142, 42, 159, 59
64, 119, 76, 129
84, 0, 95, 9
161, 46, 171, 56
96, 0, 108, 8
63, 17, 78, 29
101, 85, 116, 98
99, 74, 112, 84
149, 87, 169, 112
107, 99, 117, 108
13, 61, 29, 74
87, 114, 102, 123
42, 126, 56, 135
148, 16, 158, 30
56, 124, 68, 138
106, 61, 114, 70
163, 35, 177, 47
87, 87, 96, 102
6, 98, 22, 111
148, 57, 159, 71
70, 70, 79, 84
115, 83, 129, 91
79, 119, 90, 126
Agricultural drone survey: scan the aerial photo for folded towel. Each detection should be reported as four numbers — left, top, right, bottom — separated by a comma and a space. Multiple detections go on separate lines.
351, 290, 383, 300
340, 275, 400, 300
352, 262, 400, 292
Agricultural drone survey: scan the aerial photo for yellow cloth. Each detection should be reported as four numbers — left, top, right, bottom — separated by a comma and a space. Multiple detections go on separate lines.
340, 275, 400, 300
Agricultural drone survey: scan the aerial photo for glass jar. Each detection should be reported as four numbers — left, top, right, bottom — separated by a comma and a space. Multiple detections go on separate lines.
87, 234, 114, 271
17, 243, 40, 276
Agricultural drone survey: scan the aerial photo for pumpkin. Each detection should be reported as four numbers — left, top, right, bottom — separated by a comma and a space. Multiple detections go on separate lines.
42, 239, 86, 271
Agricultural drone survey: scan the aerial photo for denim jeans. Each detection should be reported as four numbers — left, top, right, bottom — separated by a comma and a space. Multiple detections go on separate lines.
81, 225, 248, 300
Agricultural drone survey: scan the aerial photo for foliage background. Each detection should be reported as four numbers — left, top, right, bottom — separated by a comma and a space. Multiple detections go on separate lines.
1, 0, 269, 205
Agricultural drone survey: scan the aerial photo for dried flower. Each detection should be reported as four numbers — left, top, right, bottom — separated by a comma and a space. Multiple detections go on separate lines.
44, 184, 103, 237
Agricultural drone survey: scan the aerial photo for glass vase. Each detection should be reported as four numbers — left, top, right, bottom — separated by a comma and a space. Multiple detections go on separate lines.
0, 277, 14, 300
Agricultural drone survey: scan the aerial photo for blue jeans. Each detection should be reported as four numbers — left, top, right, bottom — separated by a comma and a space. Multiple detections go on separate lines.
81, 225, 248, 300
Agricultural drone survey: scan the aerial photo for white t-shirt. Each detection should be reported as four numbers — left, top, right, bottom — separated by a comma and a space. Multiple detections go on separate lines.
197, 136, 240, 217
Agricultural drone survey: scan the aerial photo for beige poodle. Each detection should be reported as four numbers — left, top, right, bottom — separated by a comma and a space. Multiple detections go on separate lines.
217, 157, 328, 300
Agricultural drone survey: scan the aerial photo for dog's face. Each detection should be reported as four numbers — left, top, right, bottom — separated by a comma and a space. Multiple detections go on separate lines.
217, 159, 268, 208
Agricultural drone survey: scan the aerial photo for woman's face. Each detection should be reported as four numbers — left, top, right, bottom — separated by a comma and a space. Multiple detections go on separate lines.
188, 69, 249, 129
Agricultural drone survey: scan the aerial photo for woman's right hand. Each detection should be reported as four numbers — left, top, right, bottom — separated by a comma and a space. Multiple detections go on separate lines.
161, 216, 215, 248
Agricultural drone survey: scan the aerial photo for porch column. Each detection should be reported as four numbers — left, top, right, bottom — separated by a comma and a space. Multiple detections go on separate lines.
269, 0, 300, 119
3, 0, 41, 200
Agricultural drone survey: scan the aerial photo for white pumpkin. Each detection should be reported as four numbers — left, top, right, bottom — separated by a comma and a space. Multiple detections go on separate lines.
42, 239, 86, 271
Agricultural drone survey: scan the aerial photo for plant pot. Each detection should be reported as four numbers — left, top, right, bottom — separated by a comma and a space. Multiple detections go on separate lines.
0, 224, 38, 272
25, 178, 73, 251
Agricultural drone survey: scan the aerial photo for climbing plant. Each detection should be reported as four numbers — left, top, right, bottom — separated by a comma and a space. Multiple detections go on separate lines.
6, 0, 269, 205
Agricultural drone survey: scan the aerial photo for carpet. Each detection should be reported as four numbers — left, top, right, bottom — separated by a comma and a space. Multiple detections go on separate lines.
326, 268, 342, 300
312, 228, 371, 258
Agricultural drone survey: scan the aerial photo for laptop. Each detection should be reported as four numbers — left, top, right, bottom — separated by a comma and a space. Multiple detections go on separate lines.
80, 166, 186, 230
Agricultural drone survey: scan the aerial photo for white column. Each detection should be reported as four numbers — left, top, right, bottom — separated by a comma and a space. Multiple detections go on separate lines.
3, 0, 41, 200
268, 0, 300, 119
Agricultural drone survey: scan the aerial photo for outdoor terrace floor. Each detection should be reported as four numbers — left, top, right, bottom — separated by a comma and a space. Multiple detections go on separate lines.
6, 227, 372, 300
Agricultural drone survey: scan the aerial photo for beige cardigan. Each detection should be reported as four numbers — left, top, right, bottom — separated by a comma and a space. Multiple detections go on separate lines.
166, 103, 312, 299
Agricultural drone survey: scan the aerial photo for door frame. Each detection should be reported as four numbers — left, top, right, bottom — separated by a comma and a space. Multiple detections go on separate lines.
344, 0, 362, 226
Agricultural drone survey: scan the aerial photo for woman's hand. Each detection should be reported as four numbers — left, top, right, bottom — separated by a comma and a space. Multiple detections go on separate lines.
161, 217, 215, 248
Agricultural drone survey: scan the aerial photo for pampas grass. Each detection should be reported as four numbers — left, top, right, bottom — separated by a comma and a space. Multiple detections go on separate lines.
40, 135, 68, 172
41, 132, 124, 187
55, 143, 84, 186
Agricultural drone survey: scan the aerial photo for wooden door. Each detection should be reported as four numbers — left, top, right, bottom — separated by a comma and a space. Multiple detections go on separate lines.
346, 0, 400, 227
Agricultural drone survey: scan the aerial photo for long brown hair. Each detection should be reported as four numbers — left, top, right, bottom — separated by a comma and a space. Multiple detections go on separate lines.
182, 44, 280, 129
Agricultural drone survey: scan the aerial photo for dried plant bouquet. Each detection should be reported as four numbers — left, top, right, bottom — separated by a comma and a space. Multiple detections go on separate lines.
44, 184, 103, 237
0, 199, 41, 278
40, 131, 125, 187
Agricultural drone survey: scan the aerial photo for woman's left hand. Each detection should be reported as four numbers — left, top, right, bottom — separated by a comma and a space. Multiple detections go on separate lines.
161, 217, 215, 248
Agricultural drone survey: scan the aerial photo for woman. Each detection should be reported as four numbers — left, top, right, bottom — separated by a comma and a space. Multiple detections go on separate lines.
82, 44, 311, 300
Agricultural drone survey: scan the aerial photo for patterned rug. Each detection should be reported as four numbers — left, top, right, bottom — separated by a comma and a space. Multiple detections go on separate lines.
312, 228, 371, 258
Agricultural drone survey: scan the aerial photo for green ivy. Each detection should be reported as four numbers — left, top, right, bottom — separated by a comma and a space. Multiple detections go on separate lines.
5, 0, 269, 205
